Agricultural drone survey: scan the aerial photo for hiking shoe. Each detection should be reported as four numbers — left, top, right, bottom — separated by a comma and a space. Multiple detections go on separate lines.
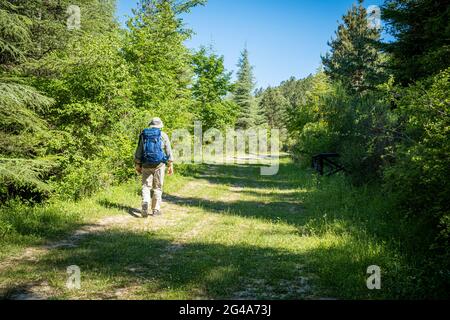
153, 209, 162, 216
142, 203, 149, 218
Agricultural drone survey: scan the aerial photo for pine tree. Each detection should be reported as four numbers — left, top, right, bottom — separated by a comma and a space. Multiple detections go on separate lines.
252, 96, 266, 127
321, 0, 384, 94
1, 0, 127, 201
259, 87, 288, 129
382, 0, 450, 85
233, 48, 257, 129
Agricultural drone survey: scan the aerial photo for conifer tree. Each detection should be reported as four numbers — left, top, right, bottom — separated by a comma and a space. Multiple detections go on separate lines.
259, 87, 288, 129
0, 0, 56, 198
233, 48, 257, 129
382, 0, 450, 85
321, 0, 384, 94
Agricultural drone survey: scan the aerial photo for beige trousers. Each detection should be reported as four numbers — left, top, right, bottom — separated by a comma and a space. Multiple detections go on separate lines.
142, 164, 166, 211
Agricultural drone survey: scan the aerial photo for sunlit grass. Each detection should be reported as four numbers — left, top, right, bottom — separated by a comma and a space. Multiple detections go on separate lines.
0, 157, 442, 299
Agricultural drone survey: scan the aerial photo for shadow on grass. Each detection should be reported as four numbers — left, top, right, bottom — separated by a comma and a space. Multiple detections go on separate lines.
163, 161, 312, 227
194, 161, 313, 191
97, 199, 142, 219
164, 193, 306, 225
1, 228, 393, 300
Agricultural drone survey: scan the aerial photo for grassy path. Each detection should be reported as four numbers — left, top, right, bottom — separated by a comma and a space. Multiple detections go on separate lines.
0, 158, 407, 299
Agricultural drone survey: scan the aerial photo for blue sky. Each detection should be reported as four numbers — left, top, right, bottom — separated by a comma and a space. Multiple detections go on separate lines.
116, 0, 389, 88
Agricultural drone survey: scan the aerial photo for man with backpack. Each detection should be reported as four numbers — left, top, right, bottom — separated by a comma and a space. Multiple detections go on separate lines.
134, 117, 174, 218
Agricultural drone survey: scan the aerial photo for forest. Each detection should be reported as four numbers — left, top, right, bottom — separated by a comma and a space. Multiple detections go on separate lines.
0, 0, 449, 299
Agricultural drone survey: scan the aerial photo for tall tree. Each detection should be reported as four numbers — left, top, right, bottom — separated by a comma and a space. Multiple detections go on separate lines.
124, 0, 205, 130
282, 72, 330, 135
191, 46, 238, 130
233, 48, 258, 129
0, 0, 56, 200
382, 0, 450, 85
259, 87, 288, 128
24, 0, 129, 158
321, 0, 384, 94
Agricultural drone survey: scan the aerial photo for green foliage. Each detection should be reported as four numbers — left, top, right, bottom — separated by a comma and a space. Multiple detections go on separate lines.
124, 0, 197, 130
192, 47, 232, 103
269, 72, 335, 159
0, 82, 53, 142
191, 47, 238, 130
259, 87, 288, 129
317, 85, 393, 182
382, 0, 450, 85
0, 158, 57, 202
195, 100, 239, 131
54, 158, 113, 200
233, 48, 261, 128
383, 68, 450, 251
31, 29, 138, 199
281, 74, 393, 180
2, 0, 119, 64
283, 72, 331, 135
0, 0, 32, 65
321, 0, 385, 94
0, 0, 57, 200
275, 0, 450, 288
296, 121, 333, 161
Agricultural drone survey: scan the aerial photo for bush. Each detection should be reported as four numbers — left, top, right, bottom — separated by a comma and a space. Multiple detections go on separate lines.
296, 121, 334, 166
293, 82, 393, 183
54, 158, 113, 201
383, 68, 450, 252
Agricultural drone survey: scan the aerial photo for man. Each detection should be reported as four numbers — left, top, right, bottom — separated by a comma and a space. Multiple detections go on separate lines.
134, 117, 174, 218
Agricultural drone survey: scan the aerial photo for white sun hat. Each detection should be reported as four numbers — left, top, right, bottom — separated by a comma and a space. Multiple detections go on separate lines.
149, 117, 164, 129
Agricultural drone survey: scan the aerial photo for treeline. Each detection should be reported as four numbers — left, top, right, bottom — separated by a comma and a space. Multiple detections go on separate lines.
0, 0, 247, 202
256, 0, 449, 290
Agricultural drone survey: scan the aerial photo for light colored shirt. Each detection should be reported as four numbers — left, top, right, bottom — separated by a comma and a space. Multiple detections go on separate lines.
134, 130, 174, 167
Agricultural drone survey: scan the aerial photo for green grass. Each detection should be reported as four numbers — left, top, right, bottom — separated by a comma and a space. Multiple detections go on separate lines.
0, 172, 191, 262
0, 158, 446, 299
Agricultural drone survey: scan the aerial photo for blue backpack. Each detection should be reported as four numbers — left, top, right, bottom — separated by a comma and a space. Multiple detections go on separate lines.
141, 128, 168, 165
